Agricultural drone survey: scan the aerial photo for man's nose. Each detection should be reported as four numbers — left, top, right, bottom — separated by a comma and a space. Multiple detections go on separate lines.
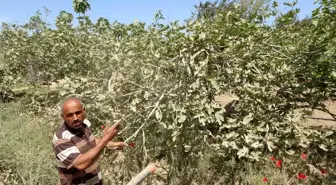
73, 114, 79, 120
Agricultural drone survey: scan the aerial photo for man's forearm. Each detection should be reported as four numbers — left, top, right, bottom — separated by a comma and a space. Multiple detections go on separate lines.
72, 139, 107, 171
95, 137, 102, 145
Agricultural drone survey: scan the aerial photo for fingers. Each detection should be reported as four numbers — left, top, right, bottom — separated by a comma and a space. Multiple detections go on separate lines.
111, 120, 121, 130
120, 142, 128, 147
107, 142, 134, 151
116, 142, 128, 150
104, 120, 121, 130
107, 142, 127, 150
101, 120, 122, 142
103, 120, 121, 131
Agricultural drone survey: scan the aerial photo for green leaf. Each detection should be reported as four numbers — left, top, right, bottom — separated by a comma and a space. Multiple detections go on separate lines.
237, 146, 249, 158
285, 150, 295, 155
251, 141, 263, 148
210, 78, 220, 91
172, 130, 179, 142
199, 33, 206, 40
319, 144, 328, 151
332, 71, 336, 78
226, 131, 238, 139
177, 115, 186, 123
242, 113, 253, 125
184, 145, 191, 152
272, 1, 278, 8
267, 141, 276, 152
155, 109, 162, 120
215, 112, 224, 123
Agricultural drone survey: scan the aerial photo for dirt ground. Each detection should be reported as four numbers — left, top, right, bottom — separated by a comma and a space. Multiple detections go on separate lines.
300, 100, 336, 129
214, 94, 336, 129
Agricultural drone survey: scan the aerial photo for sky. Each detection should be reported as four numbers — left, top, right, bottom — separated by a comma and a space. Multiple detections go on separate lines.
0, 0, 319, 26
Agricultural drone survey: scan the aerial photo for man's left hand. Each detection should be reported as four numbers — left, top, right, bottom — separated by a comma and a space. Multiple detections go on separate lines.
107, 141, 127, 150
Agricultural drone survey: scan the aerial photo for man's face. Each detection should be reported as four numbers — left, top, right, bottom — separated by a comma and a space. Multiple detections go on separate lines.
61, 99, 86, 130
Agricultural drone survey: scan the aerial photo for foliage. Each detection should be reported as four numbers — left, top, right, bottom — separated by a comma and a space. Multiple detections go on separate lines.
73, 0, 91, 15
0, 0, 336, 184
193, 0, 271, 22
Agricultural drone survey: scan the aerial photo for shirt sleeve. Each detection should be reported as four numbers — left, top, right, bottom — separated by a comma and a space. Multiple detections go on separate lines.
53, 138, 81, 169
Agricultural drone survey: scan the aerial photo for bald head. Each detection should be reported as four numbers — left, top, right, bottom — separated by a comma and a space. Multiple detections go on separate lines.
60, 97, 86, 129
61, 97, 83, 114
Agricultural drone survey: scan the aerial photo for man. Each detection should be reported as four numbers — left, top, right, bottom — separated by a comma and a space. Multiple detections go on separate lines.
52, 97, 126, 185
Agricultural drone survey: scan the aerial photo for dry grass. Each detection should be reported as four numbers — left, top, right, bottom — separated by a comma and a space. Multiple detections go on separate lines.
0, 102, 58, 185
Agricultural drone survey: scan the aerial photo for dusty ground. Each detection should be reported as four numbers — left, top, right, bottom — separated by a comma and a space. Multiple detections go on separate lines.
215, 94, 336, 129
300, 100, 336, 129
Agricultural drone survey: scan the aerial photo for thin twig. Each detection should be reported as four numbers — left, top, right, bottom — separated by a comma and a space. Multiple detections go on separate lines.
122, 90, 142, 97
271, 47, 290, 58
142, 63, 160, 68
108, 72, 114, 92
314, 107, 336, 120
124, 93, 165, 143
251, 63, 261, 75
298, 103, 336, 120
126, 80, 147, 89
266, 44, 282, 48
118, 117, 141, 136
143, 130, 148, 163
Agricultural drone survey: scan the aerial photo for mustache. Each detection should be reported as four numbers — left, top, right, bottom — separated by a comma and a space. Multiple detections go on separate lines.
72, 119, 82, 124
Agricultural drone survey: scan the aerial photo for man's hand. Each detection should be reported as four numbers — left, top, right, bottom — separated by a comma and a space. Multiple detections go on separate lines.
95, 120, 127, 150
101, 120, 121, 145
107, 141, 127, 150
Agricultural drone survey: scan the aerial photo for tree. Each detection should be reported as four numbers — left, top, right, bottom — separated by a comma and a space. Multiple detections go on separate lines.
192, 0, 271, 21
73, 0, 91, 23
239, 0, 271, 20
194, 0, 219, 20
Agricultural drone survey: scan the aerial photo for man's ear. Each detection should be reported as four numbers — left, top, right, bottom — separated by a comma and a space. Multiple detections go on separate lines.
83, 107, 86, 117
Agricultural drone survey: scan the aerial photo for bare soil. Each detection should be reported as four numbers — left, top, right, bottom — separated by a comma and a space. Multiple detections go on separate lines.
300, 100, 336, 129
215, 94, 336, 129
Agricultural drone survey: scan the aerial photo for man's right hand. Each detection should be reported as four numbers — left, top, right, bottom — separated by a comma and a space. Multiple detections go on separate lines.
101, 120, 120, 144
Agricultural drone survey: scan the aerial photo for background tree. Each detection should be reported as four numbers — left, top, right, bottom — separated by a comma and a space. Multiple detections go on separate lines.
73, 0, 91, 24
193, 0, 271, 21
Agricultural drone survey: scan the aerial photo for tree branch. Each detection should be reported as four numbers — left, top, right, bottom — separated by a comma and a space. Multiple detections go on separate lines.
314, 106, 336, 120
125, 93, 165, 143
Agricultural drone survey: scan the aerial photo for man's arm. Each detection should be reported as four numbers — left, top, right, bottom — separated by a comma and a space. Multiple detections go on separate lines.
95, 137, 102, 145
72, 123, 120, 171
71, 139, 108, 171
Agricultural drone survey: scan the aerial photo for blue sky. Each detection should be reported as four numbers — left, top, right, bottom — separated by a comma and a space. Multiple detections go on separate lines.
0, 0, 319, 26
